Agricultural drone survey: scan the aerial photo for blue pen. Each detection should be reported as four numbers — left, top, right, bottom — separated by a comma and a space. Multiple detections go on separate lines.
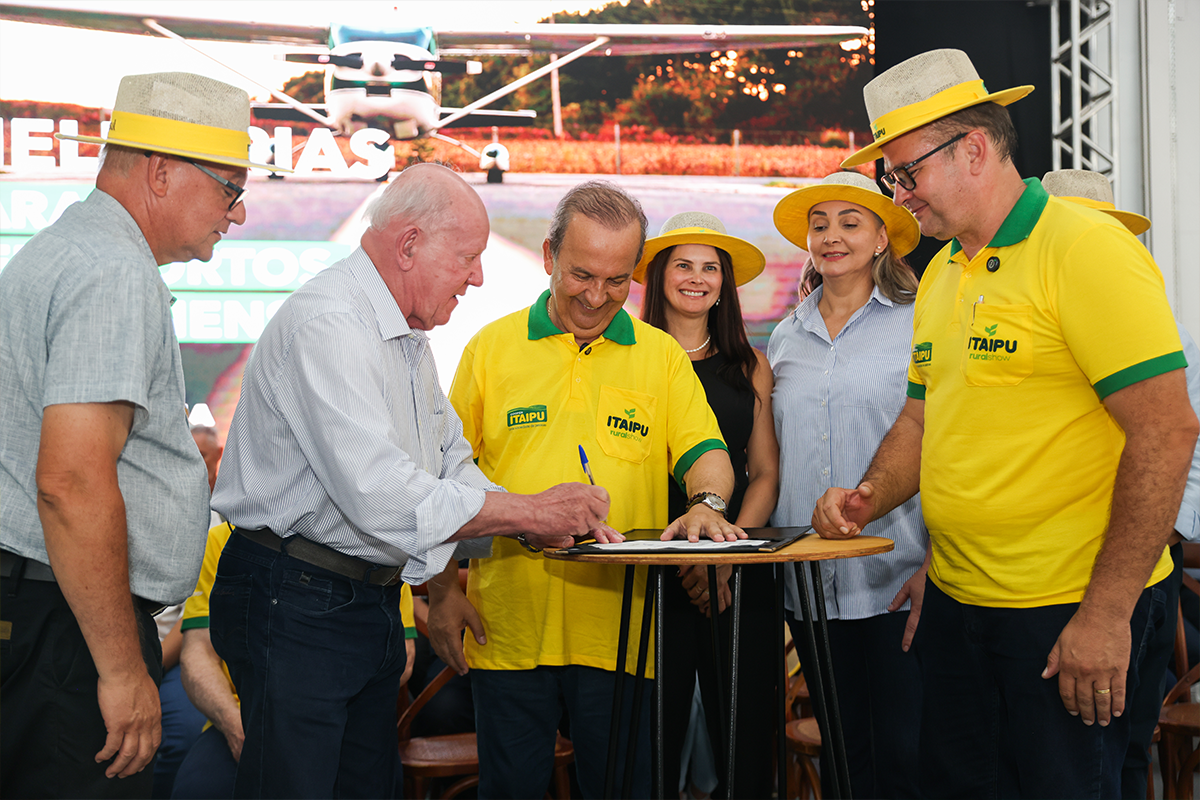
578, 445, 595, 485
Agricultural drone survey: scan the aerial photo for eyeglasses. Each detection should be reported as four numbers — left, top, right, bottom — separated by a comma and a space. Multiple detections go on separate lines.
183, 158, 248, 211
880, 132, 967, 192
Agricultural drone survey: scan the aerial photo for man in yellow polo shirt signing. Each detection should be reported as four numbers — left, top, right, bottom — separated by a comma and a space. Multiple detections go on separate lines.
812, 50, 1198, 798
428, 181, 744, 799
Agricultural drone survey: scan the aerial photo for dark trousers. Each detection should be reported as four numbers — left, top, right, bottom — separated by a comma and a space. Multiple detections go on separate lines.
1122, 544, 1183, 799
209, 533, 407, 799
171, 725, 237, 800
787, 607, 923, 799
1, 574, 163, 799
153, 664, 208, 799
661, 563, 776, 799
472, 665, 652, 799
918, 579, 1159, 799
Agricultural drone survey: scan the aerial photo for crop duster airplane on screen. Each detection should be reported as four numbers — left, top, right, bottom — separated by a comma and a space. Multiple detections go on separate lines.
0, 3, 868, 180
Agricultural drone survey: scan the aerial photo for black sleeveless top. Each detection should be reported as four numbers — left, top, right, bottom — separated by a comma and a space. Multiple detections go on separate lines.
668, 350, 755, 522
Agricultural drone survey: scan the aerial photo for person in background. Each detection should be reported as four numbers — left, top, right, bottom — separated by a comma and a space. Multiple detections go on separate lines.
635, 211, 780, 799
0, 71, 278, 798
814, 49, 1196, 798
1042, 167, 1200, 799
769, 171, 927, 798
151, 425, 229, 798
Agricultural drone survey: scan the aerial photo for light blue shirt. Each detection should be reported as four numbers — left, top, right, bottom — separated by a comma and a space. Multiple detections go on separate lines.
768, 284, 928, 619
0, 189, 210, 604
1175, 322, 1200, 542
212, 247, 496, 584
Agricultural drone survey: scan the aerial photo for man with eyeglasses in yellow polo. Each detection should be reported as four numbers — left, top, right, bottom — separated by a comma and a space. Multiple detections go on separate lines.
810, 50, 1197, 798
0, 72, 286, 798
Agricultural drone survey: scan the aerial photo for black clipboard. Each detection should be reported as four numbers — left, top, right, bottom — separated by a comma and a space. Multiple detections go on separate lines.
556, 526, 812, 555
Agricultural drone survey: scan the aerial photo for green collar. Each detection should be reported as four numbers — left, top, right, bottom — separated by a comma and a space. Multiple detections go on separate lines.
949, 177, 1049, 256
527, 289, 637, 345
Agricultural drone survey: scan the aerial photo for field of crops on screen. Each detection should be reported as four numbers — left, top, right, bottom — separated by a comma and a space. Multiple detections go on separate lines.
395, 137, 866, 178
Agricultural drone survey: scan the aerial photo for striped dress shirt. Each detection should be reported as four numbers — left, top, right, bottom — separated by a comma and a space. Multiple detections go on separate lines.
768, 284, 929, 620
212, 247, 497, 584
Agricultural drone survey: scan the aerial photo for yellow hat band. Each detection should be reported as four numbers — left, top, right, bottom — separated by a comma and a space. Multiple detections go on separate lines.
108, 110, 251, 161
871, 80, 989, 141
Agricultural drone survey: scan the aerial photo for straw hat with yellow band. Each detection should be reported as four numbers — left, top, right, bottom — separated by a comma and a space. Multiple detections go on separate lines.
56, 72, 289, 173
841, 49, 1034, 168
633, 211, 766, 286
773, 171, 921, 257
1042, 169, 1151, 235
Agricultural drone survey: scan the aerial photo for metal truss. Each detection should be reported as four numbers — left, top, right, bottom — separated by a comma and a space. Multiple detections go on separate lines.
1051, 0, 1118, 181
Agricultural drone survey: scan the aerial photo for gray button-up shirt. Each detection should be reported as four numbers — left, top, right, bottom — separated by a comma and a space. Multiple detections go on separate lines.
212, 247, 496, 584
768, 285, 929, 620
0, 189, 210, 604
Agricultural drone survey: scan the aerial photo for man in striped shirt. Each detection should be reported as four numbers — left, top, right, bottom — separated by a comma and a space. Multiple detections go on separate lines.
208, 164, 616, 798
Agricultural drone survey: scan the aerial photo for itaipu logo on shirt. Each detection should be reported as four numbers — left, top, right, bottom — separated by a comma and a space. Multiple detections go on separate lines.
913, 341, 933, 365
507, 405, 548, 429
606, 407, 650, 440
967, 323, 1019, 361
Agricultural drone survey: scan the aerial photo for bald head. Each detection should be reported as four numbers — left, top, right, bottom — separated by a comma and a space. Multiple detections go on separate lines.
361, 164, 490, 330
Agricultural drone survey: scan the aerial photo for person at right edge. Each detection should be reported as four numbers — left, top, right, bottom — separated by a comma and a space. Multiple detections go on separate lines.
1042, 167, 1200, 799
813, 48, 1198, 798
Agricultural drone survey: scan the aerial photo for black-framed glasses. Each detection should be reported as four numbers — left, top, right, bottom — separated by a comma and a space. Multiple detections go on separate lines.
183, 158, 248, 211
880, 132, 967, 192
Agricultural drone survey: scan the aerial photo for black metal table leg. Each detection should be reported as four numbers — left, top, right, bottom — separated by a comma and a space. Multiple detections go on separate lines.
776, 563, 787, 800
794, 561, 848, 798
655, 565, 665, 800
726, 564, 743, 797
809, 561, 851, 798
706, 562, 728, 763
623, 566, 656, 799
605, 564, 636, 800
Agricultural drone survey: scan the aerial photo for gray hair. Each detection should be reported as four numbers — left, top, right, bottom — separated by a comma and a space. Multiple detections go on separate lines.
546, 181, 648, 264
190, 424, 220, 442
363, 163, 461, 233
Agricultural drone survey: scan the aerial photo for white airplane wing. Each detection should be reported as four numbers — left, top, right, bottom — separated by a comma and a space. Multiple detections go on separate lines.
436, 24, 869, 57
0, 3, 329, 45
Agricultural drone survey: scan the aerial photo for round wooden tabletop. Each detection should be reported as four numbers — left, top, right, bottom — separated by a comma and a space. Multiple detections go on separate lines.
543, 533, 893, 566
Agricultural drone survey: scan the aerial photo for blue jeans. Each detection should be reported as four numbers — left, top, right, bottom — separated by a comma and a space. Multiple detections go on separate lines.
209, 533, 406, 799
171, 726, 236, 799
918, 579, 1158, 799
472, 665, 652, 799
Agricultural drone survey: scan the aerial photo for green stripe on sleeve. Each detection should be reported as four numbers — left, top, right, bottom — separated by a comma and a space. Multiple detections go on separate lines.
1094, 352, 1188, 399
672, 438, 729, 493
907, 381, 926, 400
180, 616, 209, 631
404, 626, 418, 640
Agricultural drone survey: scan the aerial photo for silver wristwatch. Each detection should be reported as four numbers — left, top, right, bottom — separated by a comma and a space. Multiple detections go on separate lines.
685, 491, 728, 519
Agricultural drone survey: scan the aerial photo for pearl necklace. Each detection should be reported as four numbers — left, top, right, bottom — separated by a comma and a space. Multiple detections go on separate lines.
684, 334, 711, 354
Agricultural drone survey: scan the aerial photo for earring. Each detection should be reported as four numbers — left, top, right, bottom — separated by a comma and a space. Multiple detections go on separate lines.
715, 297, 721, 306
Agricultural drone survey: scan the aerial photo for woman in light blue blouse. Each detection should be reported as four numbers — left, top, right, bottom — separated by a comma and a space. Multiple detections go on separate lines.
768, 171, 927, 799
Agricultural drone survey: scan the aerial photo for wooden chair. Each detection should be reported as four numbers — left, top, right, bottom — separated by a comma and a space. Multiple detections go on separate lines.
781, 637, 821, 800
396, 665, 575, 799
1156, 662, 1199, 799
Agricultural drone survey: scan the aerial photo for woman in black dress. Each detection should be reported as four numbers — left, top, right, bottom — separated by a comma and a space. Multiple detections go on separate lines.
636, 212, 780, 799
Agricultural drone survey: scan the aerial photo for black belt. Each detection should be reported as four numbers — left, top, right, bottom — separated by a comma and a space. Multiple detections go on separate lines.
235, 527, 405, 587
2, 549, 167, 616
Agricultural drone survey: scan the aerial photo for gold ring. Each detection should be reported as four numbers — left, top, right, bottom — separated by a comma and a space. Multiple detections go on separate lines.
1094, 688, 1111, 695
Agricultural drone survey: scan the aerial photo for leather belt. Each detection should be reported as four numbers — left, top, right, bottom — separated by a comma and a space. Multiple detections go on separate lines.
2, 549, 166, 615
236, 527, 405, 587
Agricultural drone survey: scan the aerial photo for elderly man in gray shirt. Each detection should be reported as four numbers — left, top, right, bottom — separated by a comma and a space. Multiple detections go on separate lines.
0, 72, 283, 798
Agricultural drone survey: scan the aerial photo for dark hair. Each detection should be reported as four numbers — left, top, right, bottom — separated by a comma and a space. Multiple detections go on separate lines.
546, 181, 648, 265
640, 245, 758, 394
925, 101, 1019, 165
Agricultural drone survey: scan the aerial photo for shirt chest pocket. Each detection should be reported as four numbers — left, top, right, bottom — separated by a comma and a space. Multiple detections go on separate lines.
596, 385, 657, 465
960, 304, 1034, 387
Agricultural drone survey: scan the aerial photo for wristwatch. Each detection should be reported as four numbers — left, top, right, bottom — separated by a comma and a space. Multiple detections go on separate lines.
685, 491, 728, 519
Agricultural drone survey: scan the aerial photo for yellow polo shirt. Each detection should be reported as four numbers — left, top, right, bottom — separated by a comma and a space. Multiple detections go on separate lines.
449, 290, 727, 673
908, 179, 1183, 607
